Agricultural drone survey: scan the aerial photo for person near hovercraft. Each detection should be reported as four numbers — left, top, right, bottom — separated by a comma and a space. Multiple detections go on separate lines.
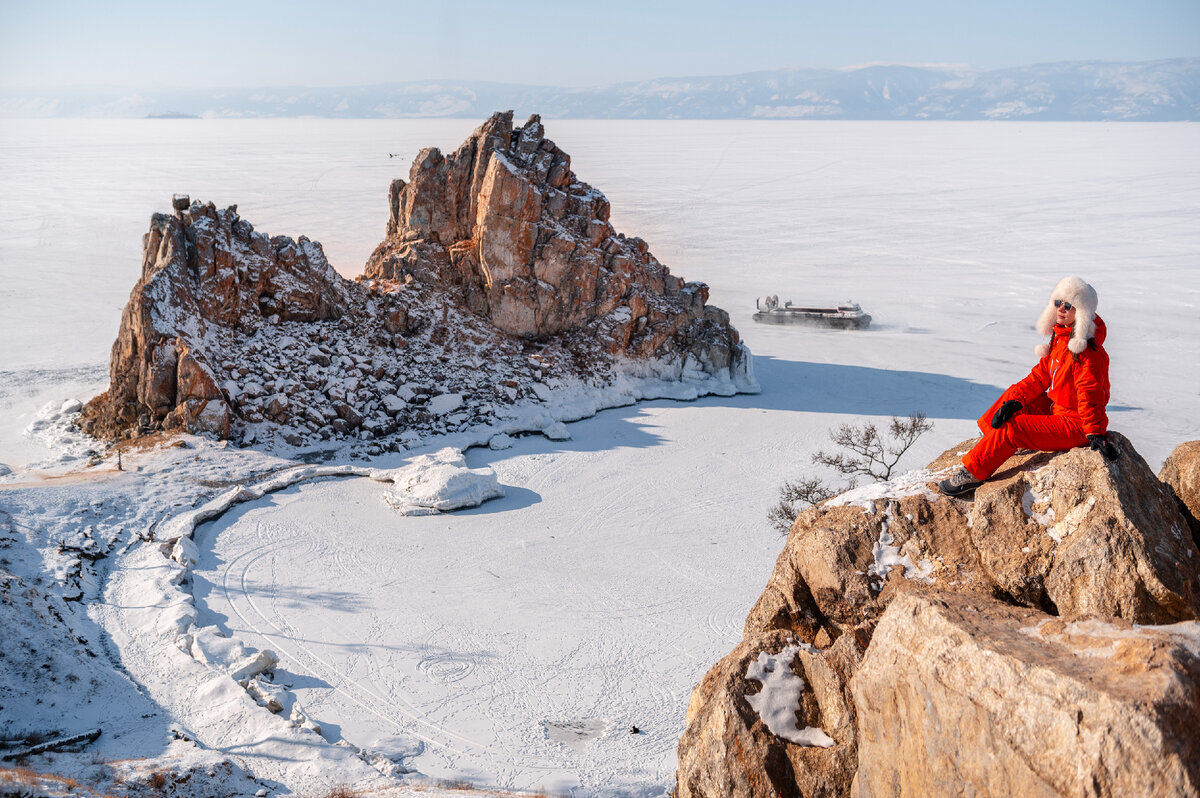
938, 276, 1118, 497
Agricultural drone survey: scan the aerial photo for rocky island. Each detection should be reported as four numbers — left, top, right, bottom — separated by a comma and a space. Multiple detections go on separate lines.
80, 111, 755, 451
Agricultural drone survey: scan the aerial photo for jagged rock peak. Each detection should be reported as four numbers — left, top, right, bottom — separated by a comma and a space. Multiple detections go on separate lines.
366, 111, 728, 351
80, 198, 351, 441
677, 434, 1200, 797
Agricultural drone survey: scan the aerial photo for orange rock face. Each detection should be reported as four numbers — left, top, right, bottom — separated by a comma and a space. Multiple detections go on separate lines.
365, 111, 744, 369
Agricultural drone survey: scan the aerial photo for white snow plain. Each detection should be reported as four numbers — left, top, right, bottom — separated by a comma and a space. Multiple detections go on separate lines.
1, 119, 1199, 796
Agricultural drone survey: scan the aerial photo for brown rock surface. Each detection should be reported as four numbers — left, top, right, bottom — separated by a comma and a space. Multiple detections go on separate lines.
366, 111, 748, 376
678, 435, 1200, 797
80, 200, 348, 440
852, 591, 1200, 798
1161, 440, 1200, 550
676, 628, 863, 798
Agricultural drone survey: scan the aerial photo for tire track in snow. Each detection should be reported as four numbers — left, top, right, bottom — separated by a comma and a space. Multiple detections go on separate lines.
217, 517, 574, 775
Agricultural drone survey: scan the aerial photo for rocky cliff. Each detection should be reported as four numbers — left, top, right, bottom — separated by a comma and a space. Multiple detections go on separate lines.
81, 113, 754, 449
365, 111, 741, 367
676, 437, 1200, 797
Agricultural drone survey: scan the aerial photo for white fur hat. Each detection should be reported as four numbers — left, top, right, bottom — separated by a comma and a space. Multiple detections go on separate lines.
1036, 276, 1098, 357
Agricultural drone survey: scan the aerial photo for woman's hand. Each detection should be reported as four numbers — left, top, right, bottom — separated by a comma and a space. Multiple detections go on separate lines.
1087, 433, 1119, 460
990, 400, 1023, 429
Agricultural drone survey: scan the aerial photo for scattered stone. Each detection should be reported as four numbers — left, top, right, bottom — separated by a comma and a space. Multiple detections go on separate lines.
543, 421, 571, 441
488, 433, 515, 450
427, 393, 463, 416
382, 394, 408, 415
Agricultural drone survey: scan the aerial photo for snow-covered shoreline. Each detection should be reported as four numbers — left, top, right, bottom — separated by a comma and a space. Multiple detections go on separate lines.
1, 360, 761, 796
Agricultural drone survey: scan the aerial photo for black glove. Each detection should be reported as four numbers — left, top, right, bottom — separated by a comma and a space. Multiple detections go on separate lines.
990, 400, 1023, 429
1087, 433, 1119, 461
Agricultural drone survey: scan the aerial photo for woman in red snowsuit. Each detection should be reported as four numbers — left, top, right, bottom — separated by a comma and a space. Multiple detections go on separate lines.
938, 276, 1116, 496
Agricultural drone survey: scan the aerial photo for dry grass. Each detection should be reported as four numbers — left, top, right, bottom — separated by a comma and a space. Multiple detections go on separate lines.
318, 786, 361, 798
436, 780, 474, 791
0, 764, 120, 798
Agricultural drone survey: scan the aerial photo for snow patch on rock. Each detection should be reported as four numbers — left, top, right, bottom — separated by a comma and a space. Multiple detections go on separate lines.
744, 645, 835, 748
826, 468, 942, 510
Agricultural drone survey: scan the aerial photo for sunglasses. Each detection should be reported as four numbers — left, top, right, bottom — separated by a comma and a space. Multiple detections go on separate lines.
1053, 299, 1074, 311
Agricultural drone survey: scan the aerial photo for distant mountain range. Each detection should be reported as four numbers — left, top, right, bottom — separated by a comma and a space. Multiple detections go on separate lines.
4, 59, 1198, 120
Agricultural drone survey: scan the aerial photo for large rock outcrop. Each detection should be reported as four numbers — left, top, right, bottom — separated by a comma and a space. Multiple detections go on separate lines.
677, 434, 1200, 798
81, 113, 754, 447
853, 591, 1200, 798
365, 111, 745, 372
81, 201, 349, 440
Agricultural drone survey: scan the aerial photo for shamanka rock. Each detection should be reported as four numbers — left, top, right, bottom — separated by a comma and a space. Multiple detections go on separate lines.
81, 113, 755, 448
676, 434, 1200, 798
365, 111, 745, 371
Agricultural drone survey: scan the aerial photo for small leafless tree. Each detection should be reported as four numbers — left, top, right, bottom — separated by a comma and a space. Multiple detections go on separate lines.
767, 477, 838, 533
769, 413, 933, 534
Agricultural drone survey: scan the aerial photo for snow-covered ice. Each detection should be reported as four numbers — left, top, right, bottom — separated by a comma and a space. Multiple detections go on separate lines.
1, 118, 1198, 795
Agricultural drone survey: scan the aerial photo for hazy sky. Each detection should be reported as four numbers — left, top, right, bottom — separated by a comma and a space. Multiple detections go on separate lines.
2, 0, 1197, 90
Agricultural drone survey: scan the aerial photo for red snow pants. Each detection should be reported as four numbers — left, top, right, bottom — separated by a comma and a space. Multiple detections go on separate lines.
961, 392, 1089, 481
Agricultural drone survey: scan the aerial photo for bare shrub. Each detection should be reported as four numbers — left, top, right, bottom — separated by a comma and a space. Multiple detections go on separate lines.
319, 787, 359, 798
769, 413, 933, 534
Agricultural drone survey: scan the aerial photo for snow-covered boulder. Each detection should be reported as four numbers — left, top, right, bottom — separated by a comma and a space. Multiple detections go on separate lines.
427, 392, 463, 416
488, 432, 515, 450
542, 421, 571, 441
380, 447, 504, 515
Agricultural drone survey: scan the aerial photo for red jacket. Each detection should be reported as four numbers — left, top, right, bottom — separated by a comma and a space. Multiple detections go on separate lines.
1009, 315, 1110, 435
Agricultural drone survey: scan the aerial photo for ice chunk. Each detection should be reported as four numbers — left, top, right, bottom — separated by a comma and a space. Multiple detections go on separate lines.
380, 447, 504, 515
427, 393, 463, 415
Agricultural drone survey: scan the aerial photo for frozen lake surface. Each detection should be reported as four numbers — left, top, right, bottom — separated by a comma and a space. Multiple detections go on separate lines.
2, 119, 1198, 794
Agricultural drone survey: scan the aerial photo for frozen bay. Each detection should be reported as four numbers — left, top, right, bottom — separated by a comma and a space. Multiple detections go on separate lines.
2, 119, 1198, 794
